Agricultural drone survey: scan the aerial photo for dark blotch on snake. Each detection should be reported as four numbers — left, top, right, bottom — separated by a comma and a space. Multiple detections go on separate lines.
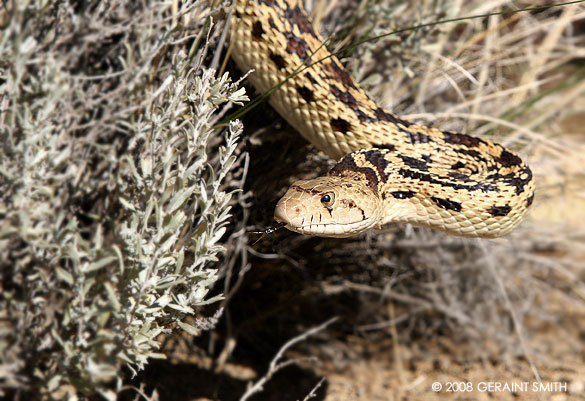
305, 72, 319, 86
330, 85, 373, 122
375, 108, 411, 126
487, 204, 512, 217
453, 147, 483, 160
331, 85, 356, 107
324, 61, 357, 90
399, 168, 498, 193
398, 154, 429, 171
297, 86, 314, 103
330, 117, 352, 133
486, 168, 532, 195
252, 21, 264, 39
330, 155, 379, 194
448, 171, 472, 182
431, 197, 462, 212
443, 131, 483, 147
407, 131, 433, 144
284, 4, 317, 36
391, 191, 416, 199
454, 147, 491, 168
269, 53, 287, 69
451, 161, 466, 170
527, 193, 534, 207
363, 150, 390, 181
495, 148, 523, 168
374, 143, 396, 152
285, 32, 309, 60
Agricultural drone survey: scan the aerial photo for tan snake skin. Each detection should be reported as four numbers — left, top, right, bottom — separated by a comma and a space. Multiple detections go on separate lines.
230, 0, 535, 238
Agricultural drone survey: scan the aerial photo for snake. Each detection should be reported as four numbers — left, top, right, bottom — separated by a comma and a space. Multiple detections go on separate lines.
230, 0, 535, 238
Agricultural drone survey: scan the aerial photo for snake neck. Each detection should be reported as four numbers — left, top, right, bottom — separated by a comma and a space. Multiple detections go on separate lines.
329, 149, 534, 238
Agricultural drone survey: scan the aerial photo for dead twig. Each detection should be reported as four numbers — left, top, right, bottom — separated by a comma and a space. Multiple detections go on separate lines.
239, 317, 339, 401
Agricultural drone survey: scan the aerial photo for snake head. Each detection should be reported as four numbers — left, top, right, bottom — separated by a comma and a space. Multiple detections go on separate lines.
274, 176, 384, 238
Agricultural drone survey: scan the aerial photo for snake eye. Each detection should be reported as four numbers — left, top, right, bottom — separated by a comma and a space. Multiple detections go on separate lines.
320, 192, 335, 207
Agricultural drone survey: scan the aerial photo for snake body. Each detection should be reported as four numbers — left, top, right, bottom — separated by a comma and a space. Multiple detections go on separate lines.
231, 0, 535, 238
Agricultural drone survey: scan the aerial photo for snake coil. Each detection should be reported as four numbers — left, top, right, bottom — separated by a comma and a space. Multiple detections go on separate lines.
231, 0, 535, 238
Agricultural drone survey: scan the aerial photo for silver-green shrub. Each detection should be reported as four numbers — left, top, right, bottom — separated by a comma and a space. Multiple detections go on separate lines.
0, 0, 246, 399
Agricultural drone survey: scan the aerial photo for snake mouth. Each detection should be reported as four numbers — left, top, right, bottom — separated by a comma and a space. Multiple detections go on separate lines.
300, 221, 370, 237
278, 219, 371, 238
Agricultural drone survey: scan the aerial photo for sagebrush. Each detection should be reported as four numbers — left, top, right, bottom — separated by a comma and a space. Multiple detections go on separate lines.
0, 0, 245, 399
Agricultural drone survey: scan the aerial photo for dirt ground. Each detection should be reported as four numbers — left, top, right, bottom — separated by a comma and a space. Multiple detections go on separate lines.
134, 308, 585, 400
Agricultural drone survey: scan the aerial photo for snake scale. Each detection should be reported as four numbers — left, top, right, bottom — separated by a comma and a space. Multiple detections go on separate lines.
230, 0, 535, 238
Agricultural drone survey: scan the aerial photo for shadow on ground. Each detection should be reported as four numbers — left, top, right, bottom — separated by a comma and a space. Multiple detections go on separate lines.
127, 360, 326, 401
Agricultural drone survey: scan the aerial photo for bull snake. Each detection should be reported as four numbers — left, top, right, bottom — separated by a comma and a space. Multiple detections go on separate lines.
230, 0, 535, 238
